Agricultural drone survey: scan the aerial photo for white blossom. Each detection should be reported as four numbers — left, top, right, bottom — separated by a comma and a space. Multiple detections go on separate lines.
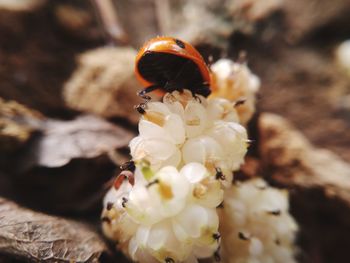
130, 90, 248, 186
210, 59, 260, 125
102, 65, 299, 263
218, 178, 298, 263
102, 163, 223, 263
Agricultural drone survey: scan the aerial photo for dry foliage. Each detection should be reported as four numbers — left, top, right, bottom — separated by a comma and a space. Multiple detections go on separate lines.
63, 47, 141, 124
258, 113, 350, 262
0, 197, 107, 262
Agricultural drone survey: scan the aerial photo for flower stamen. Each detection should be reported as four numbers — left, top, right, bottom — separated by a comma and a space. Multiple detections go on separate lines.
144, 111, 166, 126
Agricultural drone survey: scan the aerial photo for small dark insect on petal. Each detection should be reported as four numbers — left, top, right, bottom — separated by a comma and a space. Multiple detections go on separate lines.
135, 104, 146, 114
106, 202, 113, 210
121, 197, 128, 208
165, 257, 175, 263
238, 232, 249, 241
213, 233, 221, 241
275, 239, 281, 245
234, 98, 246, 107
192, 93, 203, 103
174, 39, 185, 49
215, 167, 225, 180
147, 179, 159, 188
120, 160, 136, 172
267, 210, 281, 216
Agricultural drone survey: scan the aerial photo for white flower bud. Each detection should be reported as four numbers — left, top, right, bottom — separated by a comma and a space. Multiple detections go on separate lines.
219, 178, 298, 263
210, 59, 260, 125
130, 90, 248, 185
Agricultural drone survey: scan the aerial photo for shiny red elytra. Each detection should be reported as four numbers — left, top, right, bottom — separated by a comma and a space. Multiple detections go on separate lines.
135, 36, 211, 99
113, 170, 135, 190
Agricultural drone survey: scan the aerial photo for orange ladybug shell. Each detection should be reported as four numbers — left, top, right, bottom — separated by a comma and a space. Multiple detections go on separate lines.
135, 36, 211, 91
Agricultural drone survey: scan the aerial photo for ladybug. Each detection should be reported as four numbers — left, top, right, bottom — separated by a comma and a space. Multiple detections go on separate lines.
135, 37, 211, 112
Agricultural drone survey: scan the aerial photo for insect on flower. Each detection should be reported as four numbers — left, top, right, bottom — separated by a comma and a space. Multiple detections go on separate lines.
120, 160, 136, 172
135, 36, 211, 113
113, 171, 135, 190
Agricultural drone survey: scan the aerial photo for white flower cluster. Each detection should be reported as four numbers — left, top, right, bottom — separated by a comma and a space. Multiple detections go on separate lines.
102, 90, 249, 263
219, 178, 298, 263
102, 62, 298, 263
210, 59, 260, 125
130, 90, 248, 187
102, 163, 223, 263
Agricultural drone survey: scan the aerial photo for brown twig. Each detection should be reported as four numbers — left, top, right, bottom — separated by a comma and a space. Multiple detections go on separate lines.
154, 0, 171, 35
90, 0, 128, 45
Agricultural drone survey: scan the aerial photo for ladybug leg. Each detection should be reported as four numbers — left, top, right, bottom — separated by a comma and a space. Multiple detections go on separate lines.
137, 85, 160, 98
164, 81, 183, 94
135, 85, 160, 114
192, 93, 202, 103
195, 83, 211, 98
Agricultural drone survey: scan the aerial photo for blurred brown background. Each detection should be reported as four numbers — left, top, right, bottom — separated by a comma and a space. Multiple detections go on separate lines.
1, 0, 350, 262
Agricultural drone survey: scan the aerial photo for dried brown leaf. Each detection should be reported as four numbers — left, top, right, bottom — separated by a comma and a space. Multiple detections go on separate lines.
20, 114, 133, 169
0, 197, 108, 262
11, 114, 134, 214
258, 113, 350, 262
283, 0, 350, 42
63, 47, 141, 124
259, 113, 350, 196
0, 98, 42, 153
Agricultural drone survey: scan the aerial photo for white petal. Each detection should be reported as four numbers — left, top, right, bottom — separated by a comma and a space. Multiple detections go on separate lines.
136, 225, 151, 246
164, 114, 186, 144
207, 98, 239, 123
126, 184, 163, 225
184, 101, 208, 138
145, 101, 172, 115
194, 178, 224, 208
139, 119, 173, 142
163, 93, 185, 119
146, 223, 169, 251
173, 204, 209, 240
182, 136, 224, 167
206, 121, 248, 170
130, 136, 179, 170
193, 242, 218, 259
149, 166, 190, 217
161, 148, 182, 168
180, 162, 208, 183
128, 237, 139, 260
196, 208, 219, 245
